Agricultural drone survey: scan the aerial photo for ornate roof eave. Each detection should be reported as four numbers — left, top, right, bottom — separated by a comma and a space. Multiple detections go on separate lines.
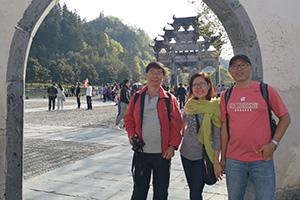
171, 15, 198, 26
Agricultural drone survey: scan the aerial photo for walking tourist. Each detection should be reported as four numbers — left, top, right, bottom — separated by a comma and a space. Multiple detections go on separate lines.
47, 82, 57, 110
70, 84, 75, 97
80, 81, 93, 110
114, 79, 130, 130
114, 82, 122, 122
177, 82, 187, 109
75, 82, 81, 109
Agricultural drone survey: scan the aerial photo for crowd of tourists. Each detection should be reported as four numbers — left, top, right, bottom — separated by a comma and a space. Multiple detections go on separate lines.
46, 81, 93, 111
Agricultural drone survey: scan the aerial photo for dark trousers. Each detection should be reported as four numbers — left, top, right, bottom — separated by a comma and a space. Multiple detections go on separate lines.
48, 96, 55, 110
115, 101, 121, 120
131, 152, 171, 200
181, 155, 205, 200
103, 93, 107, 102
77, 96, 81, 108
86, 96, 92, 110
179, 97, 186, 109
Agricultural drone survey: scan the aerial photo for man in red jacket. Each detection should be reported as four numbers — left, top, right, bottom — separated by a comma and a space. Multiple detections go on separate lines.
124, 61, 183, 200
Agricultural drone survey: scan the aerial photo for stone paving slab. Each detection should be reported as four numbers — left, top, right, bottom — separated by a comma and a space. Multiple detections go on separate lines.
24, 138, 115, 179
24, 98, 115, 113
24, 124, 228, 200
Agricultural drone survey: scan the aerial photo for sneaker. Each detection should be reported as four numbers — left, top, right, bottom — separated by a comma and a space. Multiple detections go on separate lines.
114, 125, 122, 131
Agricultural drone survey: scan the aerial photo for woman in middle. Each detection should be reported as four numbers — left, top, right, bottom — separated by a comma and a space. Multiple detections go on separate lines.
180, 72, 223, 200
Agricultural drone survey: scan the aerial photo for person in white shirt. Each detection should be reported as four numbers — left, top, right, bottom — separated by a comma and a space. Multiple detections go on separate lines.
56, 84, 65, 110
80, 81, 93, 110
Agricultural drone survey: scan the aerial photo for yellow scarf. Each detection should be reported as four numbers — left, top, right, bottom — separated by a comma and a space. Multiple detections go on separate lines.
184, 98, 222, 163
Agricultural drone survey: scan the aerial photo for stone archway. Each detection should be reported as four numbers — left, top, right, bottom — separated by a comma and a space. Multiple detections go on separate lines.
4, 0, 262, 199
5, 1, 58, 199
203, 0, 263, 81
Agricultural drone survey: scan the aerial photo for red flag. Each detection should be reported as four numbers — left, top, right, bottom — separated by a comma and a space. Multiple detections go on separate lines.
84, 78, 88, 86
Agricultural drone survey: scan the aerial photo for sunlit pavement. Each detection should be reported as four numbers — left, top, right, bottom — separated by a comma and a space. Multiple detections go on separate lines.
23, 102, 228, 200
24, 97, 115, 113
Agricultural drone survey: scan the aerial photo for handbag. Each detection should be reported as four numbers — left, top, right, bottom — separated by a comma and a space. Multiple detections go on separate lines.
203, 146, 217, 185
195, 114, 217, 185
62, 93, 66, 101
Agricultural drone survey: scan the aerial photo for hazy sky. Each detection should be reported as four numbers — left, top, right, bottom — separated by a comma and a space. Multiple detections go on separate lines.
59, 0, 198, 39
58, 0, 233, 59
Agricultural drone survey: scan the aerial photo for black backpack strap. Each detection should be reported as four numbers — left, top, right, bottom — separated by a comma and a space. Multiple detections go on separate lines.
133, 93, 140, 106
260, 82, 276, 138
133, 92, 145, 128
224, 86, 233, 140
165, 92, 171, 121
260, 82, 270, 109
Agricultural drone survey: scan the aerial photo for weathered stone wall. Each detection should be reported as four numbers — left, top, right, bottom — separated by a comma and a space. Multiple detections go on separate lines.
1, 1, 32, 198
240, 0, 300, 191
1, 0, 57, 199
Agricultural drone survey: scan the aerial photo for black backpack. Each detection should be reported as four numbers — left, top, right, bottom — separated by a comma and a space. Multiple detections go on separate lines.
224, 82, 277, 139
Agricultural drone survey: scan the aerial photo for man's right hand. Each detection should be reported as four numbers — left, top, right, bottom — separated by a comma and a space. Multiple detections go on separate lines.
129, 134, 135, 145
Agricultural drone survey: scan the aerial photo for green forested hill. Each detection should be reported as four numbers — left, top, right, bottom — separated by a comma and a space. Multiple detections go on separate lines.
28, 3, 155, 85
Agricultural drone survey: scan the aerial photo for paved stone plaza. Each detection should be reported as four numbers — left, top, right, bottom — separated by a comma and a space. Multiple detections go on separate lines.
23, 99, 228, 200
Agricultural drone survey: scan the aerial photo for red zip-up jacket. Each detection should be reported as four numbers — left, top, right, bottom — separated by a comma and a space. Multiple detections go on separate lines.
124, 85, 183, 155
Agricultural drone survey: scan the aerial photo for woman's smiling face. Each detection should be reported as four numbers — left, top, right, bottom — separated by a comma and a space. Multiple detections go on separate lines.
191, 76, 210, 100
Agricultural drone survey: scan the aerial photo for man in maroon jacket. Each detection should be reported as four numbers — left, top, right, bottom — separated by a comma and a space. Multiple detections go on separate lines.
124, 61, 183, 200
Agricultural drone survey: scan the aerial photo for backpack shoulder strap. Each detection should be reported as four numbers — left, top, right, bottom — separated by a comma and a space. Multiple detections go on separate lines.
260, 82, 276, 137
225, 86, 234, 140
260, 82, 270, 109
224, 86, 233, 110
165, 92, 171, 121
133, 93, 140, 105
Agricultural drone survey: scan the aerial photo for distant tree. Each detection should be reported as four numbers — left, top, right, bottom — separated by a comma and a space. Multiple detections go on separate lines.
28, 4, 155, 85
177, 73, 190, 85
109, 39, 124, 55
117, 65, 132, 83
73, 63, 81, 82
79, 63, 99, 84
193, 0, 231, 58
66, 51, 83, 66
220, 58, 229, 69
26, 57, 41, 88
62, 64, 75, 85
60, 4, 85, 53
163, 68, 171, 84
48, 59, 75, 84
26, 57, 50, 87
99, 65, 117, 84
143, 51, 153, 61
210, 67, 234, 86
36, 66, 50, 84
131, 57, 142, 83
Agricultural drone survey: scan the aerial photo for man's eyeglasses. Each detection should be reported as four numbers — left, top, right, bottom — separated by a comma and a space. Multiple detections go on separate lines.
192, 82, 207, 88
148, 71, 163, 76
230, 63, 250, 70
